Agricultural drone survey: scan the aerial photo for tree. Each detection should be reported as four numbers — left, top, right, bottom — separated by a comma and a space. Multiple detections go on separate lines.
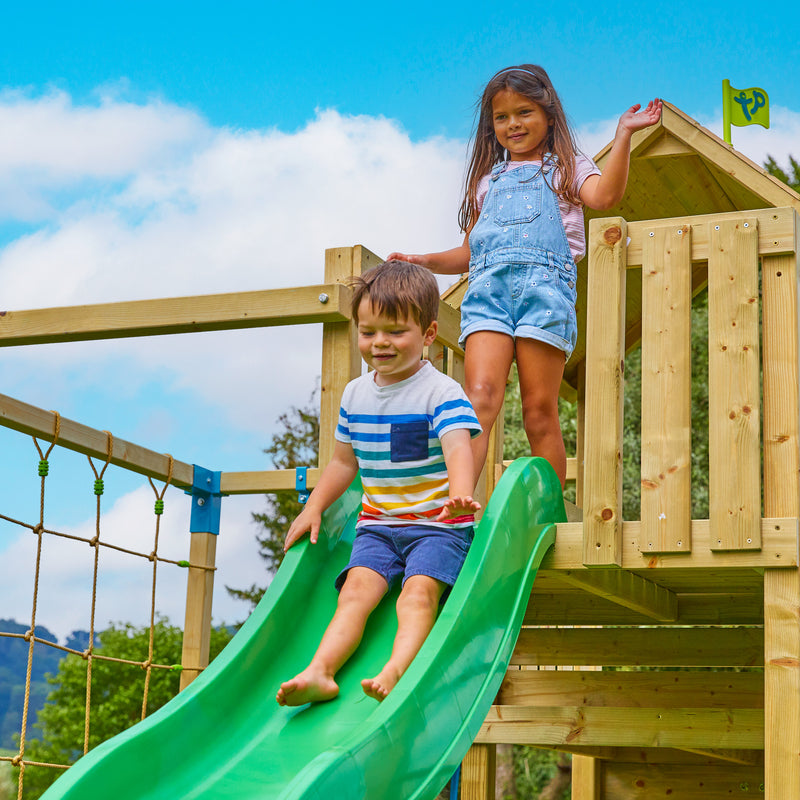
15, 618, 232, 800
764, 154, 800, 192
226, 391, 320, 609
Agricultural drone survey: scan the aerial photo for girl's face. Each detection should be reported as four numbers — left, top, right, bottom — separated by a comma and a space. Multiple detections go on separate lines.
491, 88, 553, 161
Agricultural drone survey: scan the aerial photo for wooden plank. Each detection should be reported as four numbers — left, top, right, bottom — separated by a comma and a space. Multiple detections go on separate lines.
583, 217, 628, 566
476, 706, 763, 748
604, 763, 764, 799
510, 626, 763, 667
549, 745, 762, 765
638, 131, 696, 159
524, 590, 765, 627
624, 207, 796, 266
545, 519, 798, 570
640, 224, 692, 552
708, 218, 761, 550
0, 392, 194, 488
764, 569, 800, 798
435, 299, 463, 354
678, 748, 764, 765
556, 569, 677, 621
319, 248, 362, 467
495, 670, 763, 709
0, 284, 351, 346
180, 531, 217, 689
461, 743, 496, 800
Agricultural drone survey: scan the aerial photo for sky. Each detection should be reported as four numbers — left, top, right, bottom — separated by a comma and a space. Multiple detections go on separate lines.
1, 0, 799, 641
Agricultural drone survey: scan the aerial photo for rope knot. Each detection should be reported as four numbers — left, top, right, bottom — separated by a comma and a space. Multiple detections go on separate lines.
11, 754, 21, 766
32, 523, 44, 536
148, 551, 157, 562
23, 629, 33, 642
141, 659, 152, 671
89, 536, 99, 548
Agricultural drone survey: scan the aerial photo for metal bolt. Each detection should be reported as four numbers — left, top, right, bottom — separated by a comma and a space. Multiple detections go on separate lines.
197, 497, 205, 507
318, 293, 329, 304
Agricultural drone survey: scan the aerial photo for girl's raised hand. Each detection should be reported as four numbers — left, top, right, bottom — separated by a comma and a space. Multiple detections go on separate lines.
618, 98, 662, 134
387, 251, 426, 265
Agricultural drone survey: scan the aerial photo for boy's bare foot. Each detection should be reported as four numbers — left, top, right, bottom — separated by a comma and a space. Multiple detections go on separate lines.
276, 667, 339, 706
361, 665, 402, 701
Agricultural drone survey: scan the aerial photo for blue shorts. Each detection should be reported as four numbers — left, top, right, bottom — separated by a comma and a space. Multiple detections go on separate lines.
459, 251, 577, 358
335, 524, 474, 592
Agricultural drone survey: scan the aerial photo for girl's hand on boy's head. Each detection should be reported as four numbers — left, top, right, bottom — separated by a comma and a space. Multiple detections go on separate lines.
283, 507, 322, 552
436, 495, 481, 522
386, 251, 426, 266
618, 98, 662, 135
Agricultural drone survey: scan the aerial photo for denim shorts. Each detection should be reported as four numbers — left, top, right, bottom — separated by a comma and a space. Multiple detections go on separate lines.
335, 524, 474, 591
459, 251, 577, 358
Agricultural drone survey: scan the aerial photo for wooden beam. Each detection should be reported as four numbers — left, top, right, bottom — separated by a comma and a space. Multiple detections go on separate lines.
571, 755, 601, 800
179, 531, 216, 690
583, 217, 627, 566
640, 223, 693, 553
623, 207, 796, 266
0, 284, 351, 346
461, 743, 496, 800
476, 706, 763, 748
510, 626, 764, 667
494, 670, 763, 709
220, 468, 322, 494
555, 569, 677, 621
677, 748, 764, 766
545, 519, 798, 570
604, 763, 764, 798
0, 392, 193, 488
708, 218, 761, 550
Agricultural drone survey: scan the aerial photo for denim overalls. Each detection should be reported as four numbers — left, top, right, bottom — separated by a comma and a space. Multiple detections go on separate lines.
460, 158, 578, 358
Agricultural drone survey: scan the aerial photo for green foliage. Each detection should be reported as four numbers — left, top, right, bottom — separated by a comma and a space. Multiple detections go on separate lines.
764, 154, 800, 192
14, 618, 232, 800
227, 391, 320, 609
512, 747, 570, 799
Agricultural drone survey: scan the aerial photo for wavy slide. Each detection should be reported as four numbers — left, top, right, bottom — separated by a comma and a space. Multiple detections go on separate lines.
42, 457, 564, 800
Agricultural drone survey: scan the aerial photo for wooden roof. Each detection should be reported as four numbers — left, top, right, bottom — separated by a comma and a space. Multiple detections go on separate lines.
443, 101, 800, 397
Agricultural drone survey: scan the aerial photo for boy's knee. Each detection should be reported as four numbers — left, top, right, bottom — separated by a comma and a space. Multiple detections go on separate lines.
398, 576, 445, 610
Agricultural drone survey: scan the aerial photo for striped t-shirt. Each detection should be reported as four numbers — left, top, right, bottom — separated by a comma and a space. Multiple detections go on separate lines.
335, 361, 482, 529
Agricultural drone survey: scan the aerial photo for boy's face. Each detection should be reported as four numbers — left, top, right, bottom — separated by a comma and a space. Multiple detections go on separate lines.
356, 298, 438, 386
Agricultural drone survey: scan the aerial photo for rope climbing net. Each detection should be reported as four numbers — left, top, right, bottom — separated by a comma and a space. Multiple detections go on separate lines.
0, 412, 215, 799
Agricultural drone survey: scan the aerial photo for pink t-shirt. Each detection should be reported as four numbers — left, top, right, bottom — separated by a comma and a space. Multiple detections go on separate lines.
476, 154, 600, 264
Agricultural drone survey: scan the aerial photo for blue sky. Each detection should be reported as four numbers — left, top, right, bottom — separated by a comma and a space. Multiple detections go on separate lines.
2, 0, 799, 639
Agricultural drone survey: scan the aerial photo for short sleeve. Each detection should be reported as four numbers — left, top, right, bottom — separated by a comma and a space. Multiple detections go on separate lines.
431, 380, 482, 440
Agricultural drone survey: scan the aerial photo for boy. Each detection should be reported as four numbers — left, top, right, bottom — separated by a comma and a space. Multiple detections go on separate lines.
276, 260, 481, 706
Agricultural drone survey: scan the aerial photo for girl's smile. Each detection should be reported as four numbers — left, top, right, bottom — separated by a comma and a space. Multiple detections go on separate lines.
491, 88, 553, 161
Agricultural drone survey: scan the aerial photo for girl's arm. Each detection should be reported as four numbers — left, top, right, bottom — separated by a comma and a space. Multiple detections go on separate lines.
387, 233, 470, 275
283, 440, 359, 551
579, 99, 662, 211
436, 428, 481, 521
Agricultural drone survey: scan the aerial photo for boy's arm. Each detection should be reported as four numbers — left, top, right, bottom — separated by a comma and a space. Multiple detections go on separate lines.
387, 233, 471, 276
579, 99, 662, 211
437, 428, 481, 521
283, 440, 359, 551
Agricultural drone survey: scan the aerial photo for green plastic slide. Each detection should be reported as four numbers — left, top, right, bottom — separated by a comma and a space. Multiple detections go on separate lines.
41, 457, 564, 800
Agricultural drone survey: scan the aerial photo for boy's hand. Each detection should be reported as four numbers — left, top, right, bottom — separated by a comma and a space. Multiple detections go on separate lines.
283, 507, 323, 552
618, 99, 662, 135
436, 496, 481, 522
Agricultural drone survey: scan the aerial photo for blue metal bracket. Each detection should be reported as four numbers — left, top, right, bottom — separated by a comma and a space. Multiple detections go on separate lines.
295, 466, 309, 505
189, 465, 223, 535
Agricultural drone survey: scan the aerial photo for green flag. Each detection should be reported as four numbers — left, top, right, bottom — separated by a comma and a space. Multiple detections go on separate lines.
723, 80, 769, 144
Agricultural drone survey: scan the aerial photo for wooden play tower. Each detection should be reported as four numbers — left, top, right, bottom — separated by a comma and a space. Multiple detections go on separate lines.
449, 102, 800, 799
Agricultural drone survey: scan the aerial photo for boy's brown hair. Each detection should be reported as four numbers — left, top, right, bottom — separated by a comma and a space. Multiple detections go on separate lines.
349, 260, 440, 331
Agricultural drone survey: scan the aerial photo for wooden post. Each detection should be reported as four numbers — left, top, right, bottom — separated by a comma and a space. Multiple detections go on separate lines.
640, 224, 692, 553
583, 217, 627, 566
762, 224, 800, 799
575, 362, 586, 507
461, 743, 496, 800
708, 218, 761, 550
319, 247, 363, 467
180, 531, 217, 690
572, 754, 602, 799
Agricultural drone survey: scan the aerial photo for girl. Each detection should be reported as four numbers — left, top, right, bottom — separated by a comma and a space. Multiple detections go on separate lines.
390, 64, 661, 487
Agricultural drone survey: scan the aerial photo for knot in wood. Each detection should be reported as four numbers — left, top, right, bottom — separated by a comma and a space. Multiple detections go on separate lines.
603, 226, 622, 245
601, 508, 613, 521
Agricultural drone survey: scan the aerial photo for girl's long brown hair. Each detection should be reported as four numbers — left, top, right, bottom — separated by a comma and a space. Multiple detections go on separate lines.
459, 64, 581, 233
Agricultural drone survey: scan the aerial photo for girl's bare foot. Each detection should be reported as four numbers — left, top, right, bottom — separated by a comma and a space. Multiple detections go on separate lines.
276, 667, 339, 706
361, 665, 402, 701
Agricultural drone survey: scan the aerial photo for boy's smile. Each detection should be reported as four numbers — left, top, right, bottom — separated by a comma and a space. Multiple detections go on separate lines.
491, 88, 553, 162
356, 298, 438, 386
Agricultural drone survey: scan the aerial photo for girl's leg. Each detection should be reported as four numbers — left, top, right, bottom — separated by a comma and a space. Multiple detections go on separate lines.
277, 567, 388, 706
464, 331, 515, 485
515, 338, 567, 486
362, 574, 446, 701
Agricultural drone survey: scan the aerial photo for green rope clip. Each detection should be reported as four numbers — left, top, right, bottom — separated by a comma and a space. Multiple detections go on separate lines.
170, 664, 183, 672
38, 459, 49, 477
177, 560, 191, 568
93, 479, 104, 496
154, 499, 165, 515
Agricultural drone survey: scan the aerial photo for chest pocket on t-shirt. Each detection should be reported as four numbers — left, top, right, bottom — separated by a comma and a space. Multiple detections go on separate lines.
390, 421, 429, 462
